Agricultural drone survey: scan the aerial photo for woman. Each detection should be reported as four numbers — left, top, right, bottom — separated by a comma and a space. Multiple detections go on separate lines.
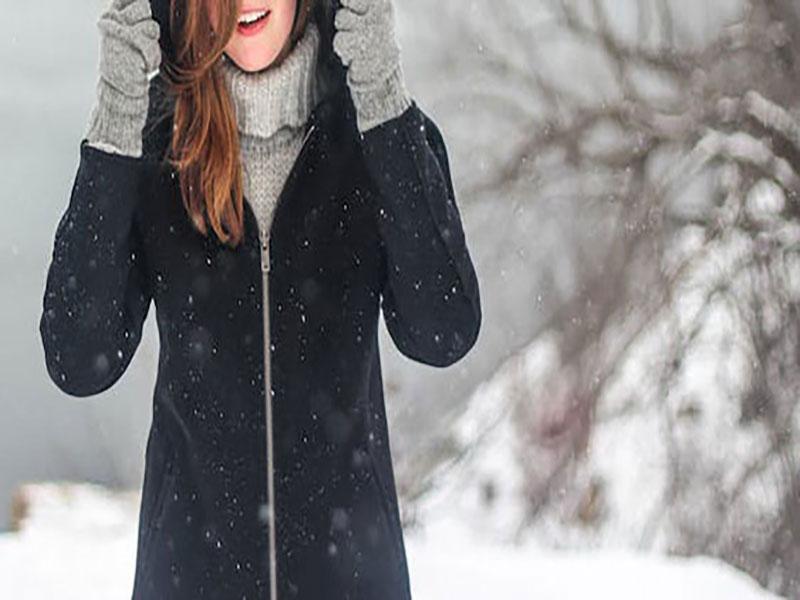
38, 0, 481, 597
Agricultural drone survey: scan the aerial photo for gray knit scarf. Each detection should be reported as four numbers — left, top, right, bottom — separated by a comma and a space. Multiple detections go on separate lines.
218, 19, 322, 238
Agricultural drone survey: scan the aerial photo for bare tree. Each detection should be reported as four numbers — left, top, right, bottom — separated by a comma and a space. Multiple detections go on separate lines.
407, 0, 800, 595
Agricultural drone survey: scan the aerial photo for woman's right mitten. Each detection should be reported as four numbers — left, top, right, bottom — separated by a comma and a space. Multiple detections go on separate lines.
85, 0, 162, 157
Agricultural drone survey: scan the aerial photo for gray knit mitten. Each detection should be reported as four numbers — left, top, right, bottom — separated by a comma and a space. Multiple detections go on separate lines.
85, 0, 162, 157
333, 0, 412, 133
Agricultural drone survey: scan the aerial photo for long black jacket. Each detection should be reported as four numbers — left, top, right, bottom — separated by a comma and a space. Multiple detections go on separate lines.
38, 1, 481, 598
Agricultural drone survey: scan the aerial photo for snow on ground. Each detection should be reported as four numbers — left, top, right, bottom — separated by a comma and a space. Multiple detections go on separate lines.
406, 517, 783, 600
0, 481, 782, 599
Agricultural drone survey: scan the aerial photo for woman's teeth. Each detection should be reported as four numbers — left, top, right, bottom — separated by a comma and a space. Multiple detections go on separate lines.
238, 10, 269, 25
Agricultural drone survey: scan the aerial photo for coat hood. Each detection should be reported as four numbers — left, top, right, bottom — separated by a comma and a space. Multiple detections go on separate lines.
148, 0, 346, 103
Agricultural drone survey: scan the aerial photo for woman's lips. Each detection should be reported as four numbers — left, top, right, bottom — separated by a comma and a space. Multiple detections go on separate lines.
237, 10, 270, 36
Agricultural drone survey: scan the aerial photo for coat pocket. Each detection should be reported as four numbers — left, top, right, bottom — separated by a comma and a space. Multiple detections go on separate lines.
141, 460, 176, 552
364, 445, 405, 561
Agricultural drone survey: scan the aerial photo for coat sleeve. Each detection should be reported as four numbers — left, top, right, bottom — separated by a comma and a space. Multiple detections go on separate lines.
39, 139, 153, 397
359, 100, 482, 367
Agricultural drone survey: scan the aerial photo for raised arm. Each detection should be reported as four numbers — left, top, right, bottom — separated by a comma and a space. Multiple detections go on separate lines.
38, 0, 160, 396
39, 144, 153, 396
333, 0, 481, 367
361, 102, 482, 367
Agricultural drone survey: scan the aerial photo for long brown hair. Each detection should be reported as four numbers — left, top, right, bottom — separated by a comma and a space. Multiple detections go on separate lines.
162, 0, 316, 248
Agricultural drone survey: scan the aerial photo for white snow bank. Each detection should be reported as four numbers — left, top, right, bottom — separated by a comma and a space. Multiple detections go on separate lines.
0, 481, 782, 599
407, 520, 781, 600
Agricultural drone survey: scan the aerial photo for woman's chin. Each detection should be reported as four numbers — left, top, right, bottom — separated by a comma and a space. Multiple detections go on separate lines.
240, 61, 273, 73
225, 50, 277, 73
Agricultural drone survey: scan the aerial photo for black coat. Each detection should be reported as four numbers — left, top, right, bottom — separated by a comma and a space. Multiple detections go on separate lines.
38, 0, 481, 598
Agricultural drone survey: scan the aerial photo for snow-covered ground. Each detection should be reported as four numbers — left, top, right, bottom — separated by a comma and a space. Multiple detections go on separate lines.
0, 482, 781, 599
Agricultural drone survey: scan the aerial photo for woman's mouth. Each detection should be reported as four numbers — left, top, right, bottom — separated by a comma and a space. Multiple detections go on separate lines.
237, 9, 271, 36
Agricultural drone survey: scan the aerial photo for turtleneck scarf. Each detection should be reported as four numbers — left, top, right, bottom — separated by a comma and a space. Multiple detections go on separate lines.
218, 19, 322, 241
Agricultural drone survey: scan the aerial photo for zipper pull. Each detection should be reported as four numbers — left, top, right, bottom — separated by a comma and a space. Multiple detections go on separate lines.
261, 235, 270, 273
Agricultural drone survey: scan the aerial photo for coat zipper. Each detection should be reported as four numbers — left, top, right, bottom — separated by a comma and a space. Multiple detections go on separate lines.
257, 120, 317, 600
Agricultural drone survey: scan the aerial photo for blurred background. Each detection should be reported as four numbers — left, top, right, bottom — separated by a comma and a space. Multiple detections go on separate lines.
2, 0, 800, 597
